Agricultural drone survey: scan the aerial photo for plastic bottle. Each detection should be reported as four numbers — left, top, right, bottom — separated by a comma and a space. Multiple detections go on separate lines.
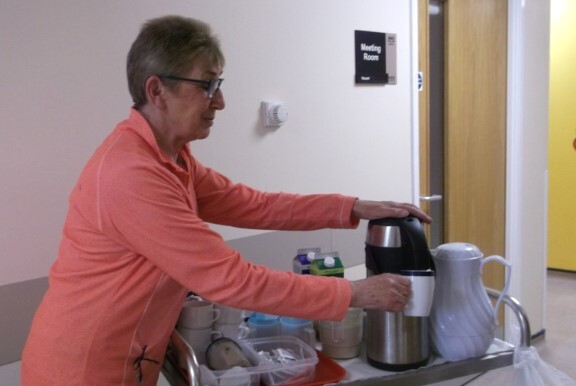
292, 247, 321, 274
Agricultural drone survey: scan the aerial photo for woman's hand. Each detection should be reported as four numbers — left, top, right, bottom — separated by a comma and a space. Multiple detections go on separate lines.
351, 200, 432, 224
349, 274, 412, 312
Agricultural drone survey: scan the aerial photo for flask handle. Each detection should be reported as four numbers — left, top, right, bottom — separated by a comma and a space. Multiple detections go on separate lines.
481, 255, 512, 324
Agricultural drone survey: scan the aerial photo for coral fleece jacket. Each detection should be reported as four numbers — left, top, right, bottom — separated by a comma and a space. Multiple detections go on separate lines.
22, 109, 358, 386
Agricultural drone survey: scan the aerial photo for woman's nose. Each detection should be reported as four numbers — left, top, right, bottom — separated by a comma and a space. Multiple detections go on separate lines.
210, 89, 225, 110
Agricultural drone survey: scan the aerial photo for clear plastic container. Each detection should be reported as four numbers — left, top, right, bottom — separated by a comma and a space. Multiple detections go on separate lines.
210, 336, 318, 386
279, 317, 316, 347
247, 336, 319, 386
210, 342, 262, 386
318, 307, 363, 359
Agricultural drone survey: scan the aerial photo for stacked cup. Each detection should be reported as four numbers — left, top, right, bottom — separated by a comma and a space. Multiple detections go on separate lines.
213, 304, 249, 340
177, 297, 221, 364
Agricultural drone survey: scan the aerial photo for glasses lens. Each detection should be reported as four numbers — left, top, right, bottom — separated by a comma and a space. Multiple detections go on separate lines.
208, 79, 223, 98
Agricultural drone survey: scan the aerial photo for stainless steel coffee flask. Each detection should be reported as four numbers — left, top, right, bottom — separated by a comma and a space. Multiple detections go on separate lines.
365, 216, 434, 371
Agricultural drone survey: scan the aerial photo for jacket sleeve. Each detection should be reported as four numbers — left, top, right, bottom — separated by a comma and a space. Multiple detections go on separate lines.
93, 150, 353, 321
192, 158, 360, 230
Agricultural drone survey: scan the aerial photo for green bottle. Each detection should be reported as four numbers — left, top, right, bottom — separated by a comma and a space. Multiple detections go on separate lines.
310, 252, 344, 277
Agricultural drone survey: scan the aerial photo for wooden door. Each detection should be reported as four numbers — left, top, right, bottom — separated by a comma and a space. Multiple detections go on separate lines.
418, 0, 431, 223
418, 0, 508, 295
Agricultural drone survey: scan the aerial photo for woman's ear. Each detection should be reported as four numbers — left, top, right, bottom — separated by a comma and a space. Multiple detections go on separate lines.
144, 75, 167, 109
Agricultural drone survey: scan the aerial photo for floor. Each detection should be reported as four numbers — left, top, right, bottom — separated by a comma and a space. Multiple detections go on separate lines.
532, 270, 576, 379
461, 270, 576, 385
1, 270, 574, 385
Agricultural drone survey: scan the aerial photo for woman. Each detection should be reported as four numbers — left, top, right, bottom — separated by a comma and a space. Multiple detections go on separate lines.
22, 15, 431, 386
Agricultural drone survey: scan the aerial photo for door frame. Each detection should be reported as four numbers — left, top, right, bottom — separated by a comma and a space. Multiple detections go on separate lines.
410, 0, 528, 341
504, 0, 531, 340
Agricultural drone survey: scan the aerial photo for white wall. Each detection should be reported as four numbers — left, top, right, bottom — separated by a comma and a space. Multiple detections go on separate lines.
0, 0, 417, 285
0, 0, 550, 338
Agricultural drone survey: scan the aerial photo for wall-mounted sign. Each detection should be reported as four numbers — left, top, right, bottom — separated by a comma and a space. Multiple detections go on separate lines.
354, 30, 397, 85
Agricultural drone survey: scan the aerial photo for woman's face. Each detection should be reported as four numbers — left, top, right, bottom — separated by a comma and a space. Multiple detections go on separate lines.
161, 59, 225, 144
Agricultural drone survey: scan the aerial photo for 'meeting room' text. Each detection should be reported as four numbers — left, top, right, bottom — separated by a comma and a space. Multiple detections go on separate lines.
361, 43, 382, 61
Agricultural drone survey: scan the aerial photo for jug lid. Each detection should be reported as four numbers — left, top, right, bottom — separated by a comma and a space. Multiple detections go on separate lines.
248, 313, 279, 325
434, 242, 483, 259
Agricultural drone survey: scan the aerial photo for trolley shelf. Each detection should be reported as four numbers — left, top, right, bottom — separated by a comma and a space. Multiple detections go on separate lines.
161, 289, 531, 386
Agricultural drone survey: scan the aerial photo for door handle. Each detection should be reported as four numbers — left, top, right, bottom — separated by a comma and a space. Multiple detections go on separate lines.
419, 194, 443, 202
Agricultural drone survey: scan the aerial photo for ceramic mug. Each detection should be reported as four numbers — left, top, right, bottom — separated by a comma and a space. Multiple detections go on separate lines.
213, 323, 250, 340
401, 269, 435, 317
178, 299, 221, 329
214, 304, 247, 325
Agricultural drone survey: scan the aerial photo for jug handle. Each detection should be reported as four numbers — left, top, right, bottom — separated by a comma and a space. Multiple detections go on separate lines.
481, 255, 512, 324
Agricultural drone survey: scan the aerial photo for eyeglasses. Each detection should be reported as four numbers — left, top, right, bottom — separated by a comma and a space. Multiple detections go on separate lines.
157, 75, 224, 98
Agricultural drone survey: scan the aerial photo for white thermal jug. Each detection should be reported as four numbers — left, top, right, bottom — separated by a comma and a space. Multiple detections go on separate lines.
429, 242, 511, 361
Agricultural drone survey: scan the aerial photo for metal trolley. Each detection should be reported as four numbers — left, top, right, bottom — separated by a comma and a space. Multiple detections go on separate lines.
161, 289, 531, 386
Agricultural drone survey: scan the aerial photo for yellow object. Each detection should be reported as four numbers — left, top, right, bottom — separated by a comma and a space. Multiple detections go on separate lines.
548, 0, 576, 271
